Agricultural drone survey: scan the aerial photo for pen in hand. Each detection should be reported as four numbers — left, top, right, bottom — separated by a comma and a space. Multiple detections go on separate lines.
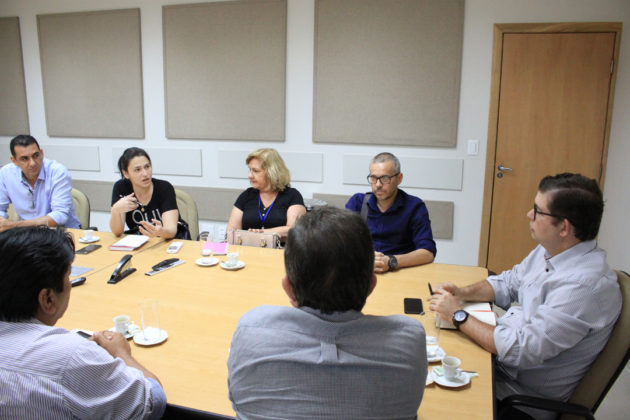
428, 282, 434, 295
119, 194, 142, 206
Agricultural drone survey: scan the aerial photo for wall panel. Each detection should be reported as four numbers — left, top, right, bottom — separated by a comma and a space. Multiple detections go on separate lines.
37, 9, 144, 138
163, 0, 286, 141
313, 0, 464, 147
0, 17, 29, 135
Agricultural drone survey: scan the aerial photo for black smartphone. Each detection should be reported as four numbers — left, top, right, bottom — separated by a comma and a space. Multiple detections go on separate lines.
76, 244, 102, 255
71, 277, 86, 287
404, 298, 423, 314
75, 329, 92, 339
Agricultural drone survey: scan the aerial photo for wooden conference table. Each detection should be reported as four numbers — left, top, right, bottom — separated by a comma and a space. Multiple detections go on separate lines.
60, 229, 493, 420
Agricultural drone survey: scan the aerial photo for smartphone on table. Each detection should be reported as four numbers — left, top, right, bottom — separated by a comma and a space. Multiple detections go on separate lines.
76, 244, 101, 255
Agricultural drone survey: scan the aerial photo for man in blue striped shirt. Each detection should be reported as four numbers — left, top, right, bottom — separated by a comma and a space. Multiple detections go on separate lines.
0, 226, 166, 419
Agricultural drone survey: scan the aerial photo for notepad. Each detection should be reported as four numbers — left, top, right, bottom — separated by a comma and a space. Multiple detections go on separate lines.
110, 235, 149, 251
438, 302, 497, 329
70, 265, 92, 277
202, 241, 229, 255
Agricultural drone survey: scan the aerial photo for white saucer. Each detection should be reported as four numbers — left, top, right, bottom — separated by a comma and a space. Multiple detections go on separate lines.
427, 346, 446, 363
79, 236, 100, 243
220, 260, 245, 270
432, 369, 470, 388
133, 329, 168, 346
109, 323, 141, 339
426, 370, 434, 386
196, 257, 219, 267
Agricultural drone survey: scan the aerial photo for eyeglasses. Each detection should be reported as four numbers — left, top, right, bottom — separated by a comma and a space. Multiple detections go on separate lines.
367, 173, 400, 185
533, 203, 563, 221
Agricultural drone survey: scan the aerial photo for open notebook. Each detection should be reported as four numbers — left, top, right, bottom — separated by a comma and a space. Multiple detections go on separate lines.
110, 235, 149, 251
438, 302, 497, 329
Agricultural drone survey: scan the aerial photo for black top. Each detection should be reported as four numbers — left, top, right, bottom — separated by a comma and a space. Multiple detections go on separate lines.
111, 178, 178, 234
234, 187, 304, 230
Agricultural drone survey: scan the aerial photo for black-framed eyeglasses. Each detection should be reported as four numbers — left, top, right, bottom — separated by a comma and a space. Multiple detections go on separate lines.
367, 173, 400, 185
533, 203, 563, 221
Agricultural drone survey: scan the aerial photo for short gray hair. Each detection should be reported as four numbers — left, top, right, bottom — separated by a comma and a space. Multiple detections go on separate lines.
371, 152, 400, 173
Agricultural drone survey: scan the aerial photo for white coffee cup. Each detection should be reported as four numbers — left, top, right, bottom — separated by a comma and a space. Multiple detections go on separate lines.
442, 355, 461, 380
227, 252, 239, 267
113, 314, 130, 334
83, 229, 94, 240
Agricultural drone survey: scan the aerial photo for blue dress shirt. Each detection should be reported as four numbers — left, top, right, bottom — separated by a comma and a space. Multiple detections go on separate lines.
0, 158, 80, 228
346, 189, 436, 256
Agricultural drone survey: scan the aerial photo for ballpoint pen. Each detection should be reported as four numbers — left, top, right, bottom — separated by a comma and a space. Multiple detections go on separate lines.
119, 194, 142, 207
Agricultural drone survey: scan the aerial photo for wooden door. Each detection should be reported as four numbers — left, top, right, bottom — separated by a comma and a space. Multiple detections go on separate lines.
481, 25, 620, 274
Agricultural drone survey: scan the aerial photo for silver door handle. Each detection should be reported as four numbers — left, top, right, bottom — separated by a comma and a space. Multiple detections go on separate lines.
498, 165, 513, 172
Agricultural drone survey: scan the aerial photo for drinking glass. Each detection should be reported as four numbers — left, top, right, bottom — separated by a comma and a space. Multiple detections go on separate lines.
422, 310, 441, 357
139, 299, 161, 342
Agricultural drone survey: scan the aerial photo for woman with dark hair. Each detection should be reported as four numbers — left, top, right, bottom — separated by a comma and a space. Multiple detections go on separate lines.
110, 147, 180, 239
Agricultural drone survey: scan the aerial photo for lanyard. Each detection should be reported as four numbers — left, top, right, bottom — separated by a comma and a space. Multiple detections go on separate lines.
258, 196, 276, 227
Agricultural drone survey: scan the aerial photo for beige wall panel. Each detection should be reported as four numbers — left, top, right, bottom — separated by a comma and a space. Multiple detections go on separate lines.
313, 192, 454, 240
37, 9, 144, 138
112, 147, 202, 177
71, 180, 115, 212
163, 0, 286, 141
313, 0, 463, 147
0, 17, 29, 135
343, 154, 463, 191
218, 149, 323, 182
44, 145, 100, 172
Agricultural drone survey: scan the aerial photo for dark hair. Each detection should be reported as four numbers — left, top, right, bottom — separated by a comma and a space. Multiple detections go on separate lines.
10, 135, 40, 157
0, 226, 75, 322
538, 173, 604, 241
284, 207, 375, 314
117, 147, 151, 176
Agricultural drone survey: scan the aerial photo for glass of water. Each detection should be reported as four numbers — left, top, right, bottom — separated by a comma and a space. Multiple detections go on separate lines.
139, 299, 161, 342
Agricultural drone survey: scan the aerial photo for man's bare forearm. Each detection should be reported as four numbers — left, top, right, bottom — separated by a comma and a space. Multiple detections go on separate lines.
0, 215, 56, 232
457, 279, 495, 302
459, 316, 498, 354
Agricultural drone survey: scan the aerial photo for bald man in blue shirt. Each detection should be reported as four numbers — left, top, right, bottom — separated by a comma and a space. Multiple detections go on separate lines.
346, 152, 436, 273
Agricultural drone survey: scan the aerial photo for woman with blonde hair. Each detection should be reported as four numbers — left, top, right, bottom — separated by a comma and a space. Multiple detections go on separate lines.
227, 148, 306, 240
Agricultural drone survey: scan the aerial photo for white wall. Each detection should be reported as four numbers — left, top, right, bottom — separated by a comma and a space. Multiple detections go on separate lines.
1, 0, 629, 270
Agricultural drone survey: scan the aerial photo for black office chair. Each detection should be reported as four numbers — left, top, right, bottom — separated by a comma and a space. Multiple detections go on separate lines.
161, 403, 234, 420
498, 270, 630, 420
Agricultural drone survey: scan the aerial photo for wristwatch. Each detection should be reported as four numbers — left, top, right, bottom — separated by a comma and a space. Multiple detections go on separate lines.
387, 255, 398, 271
452, 310, 469, 329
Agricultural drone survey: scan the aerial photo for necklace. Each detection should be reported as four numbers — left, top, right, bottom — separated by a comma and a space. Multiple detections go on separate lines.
133, 183, 153, 213
258, 195, 276, 227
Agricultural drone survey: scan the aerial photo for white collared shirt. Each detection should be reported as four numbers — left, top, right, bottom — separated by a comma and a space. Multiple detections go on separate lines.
0, 319, 165, 419
488, 240, 621, 402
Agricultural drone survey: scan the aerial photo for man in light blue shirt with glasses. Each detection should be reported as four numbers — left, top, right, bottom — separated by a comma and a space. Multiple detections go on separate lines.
0, 135, 80, 231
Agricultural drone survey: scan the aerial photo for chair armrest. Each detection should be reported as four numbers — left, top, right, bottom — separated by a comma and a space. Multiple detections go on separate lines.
499, 395, 594, 420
